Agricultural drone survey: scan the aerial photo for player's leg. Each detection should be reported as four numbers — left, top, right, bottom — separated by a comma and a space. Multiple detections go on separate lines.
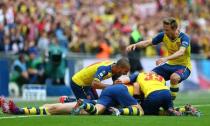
158, 90, 182, 116
111, 104, 143, 116
170, 66, 190, 100
77, 85, 121, 115
71, 79, 97, 100
169, 73, 181, 100
152, 64, 171, 81
1, 99, 50, 115
110, 84, 144, 116
141, 90, 167, 115
74, 99, 105, 115
42, 102, 78, 115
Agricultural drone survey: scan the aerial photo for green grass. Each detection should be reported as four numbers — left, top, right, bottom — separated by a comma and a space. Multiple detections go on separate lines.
0, 91, 210, 126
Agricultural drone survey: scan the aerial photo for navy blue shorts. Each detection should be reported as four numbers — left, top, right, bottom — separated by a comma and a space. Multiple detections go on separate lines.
97, 84, 138, 108
152, 63, 191, 82
141, 90, 173, 115
70, 79, 98, 100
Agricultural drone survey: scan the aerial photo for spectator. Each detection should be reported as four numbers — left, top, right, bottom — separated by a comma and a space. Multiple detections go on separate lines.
26, 47, 44, 84
10, 53, 29, 89
44, 46, 67, 85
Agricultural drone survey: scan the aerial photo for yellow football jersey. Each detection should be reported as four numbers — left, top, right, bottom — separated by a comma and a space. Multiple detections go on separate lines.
72, 61, 113, 86
125, 85, 134, 96
136, 72, 169, 98
152, 32, 192, 70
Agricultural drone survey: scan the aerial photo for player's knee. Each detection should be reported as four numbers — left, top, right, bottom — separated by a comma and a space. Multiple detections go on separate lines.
42, 104, 50, 108
170, 74, 180, 84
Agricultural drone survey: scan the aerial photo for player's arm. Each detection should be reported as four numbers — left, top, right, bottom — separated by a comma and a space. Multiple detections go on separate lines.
92, 80, 110, 89
156, 47, 186, 66
114, 75, 131, 84
126, 39, 152, 51
92, 66, 111, 89
126, 32, 164, 52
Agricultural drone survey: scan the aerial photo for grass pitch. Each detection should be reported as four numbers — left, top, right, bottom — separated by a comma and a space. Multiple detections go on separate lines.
0, 91, 209, 126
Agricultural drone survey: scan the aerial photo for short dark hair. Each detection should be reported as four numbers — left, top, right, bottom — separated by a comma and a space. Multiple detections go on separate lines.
116, 58, 130, 69
163, 17, 178, 29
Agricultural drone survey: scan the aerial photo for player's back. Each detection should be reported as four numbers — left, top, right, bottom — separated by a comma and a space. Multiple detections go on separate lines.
72, 61, 113, 86
137, 72, 168, 97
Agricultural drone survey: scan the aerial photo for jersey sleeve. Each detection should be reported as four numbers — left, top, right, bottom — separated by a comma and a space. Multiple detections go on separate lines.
129, 71, 139, 83
181, 33, 190, 48
93, 66, 109, 81
152, 32, 164, 45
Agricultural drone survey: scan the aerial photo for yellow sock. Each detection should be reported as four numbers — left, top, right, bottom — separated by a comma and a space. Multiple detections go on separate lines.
170, 83, 179, 99
22, 107, 50, 115
119, 106, 143, 116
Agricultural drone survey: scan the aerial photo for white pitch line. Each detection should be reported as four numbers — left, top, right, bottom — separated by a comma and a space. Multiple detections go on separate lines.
0, 115, 43, 120
192, 104, 210, 107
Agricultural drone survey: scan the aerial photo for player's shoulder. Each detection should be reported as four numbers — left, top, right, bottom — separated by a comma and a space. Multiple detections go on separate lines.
97, 64, 112, 73
156, 31, 165, 37
99, 61, 113, 66
179, 32, 190, 40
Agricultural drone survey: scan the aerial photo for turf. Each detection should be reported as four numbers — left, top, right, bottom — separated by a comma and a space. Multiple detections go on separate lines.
0, 91, 210, 126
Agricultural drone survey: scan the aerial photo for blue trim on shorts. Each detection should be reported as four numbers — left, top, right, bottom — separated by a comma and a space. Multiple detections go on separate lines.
152, 63, 191, 82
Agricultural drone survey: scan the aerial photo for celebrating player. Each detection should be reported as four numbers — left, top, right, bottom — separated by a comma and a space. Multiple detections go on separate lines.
115, 72, 200, 116
68, 58, 130, 100
126, 17, 191, 100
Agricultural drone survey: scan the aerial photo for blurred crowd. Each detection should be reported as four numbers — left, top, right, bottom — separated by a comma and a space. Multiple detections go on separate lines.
0, 0, 210, 87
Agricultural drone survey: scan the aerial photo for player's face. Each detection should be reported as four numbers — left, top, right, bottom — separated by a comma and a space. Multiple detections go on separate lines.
118, 67, 129, 75
163, 24, 176, 38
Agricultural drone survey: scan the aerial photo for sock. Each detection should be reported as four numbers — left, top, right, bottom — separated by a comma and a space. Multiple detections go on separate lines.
81, 103, 97, 115
170, 83, 179, 100
22, 107, 50, 115
118, 106, 143, 116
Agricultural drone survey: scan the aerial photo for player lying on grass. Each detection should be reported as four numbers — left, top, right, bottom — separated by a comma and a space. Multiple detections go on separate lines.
0, 84, 144, 116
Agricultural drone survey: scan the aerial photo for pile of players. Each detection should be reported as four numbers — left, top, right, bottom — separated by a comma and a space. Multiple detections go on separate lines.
0, 17, 201, 117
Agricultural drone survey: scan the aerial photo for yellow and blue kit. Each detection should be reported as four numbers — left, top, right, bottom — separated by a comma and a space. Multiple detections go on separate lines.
81, 84, 142, 116
130, 72, 174, 115
71, 61, 113, 100
151, 32, 191, 82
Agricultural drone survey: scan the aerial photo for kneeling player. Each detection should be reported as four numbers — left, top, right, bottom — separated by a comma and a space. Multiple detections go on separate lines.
116, 72, 201, 116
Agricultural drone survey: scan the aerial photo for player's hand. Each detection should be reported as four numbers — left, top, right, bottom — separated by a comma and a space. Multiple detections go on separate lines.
126, 44, 136, 52
156, 58, 167, 66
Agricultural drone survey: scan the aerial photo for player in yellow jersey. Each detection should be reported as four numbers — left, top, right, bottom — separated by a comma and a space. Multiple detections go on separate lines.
127, 17, 191, 100
114, 72, 200, 116
69, 58, 130, 100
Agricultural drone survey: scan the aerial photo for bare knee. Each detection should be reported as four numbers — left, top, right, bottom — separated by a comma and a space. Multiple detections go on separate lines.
42, 104, 51, 108
170, 73, 181, 84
